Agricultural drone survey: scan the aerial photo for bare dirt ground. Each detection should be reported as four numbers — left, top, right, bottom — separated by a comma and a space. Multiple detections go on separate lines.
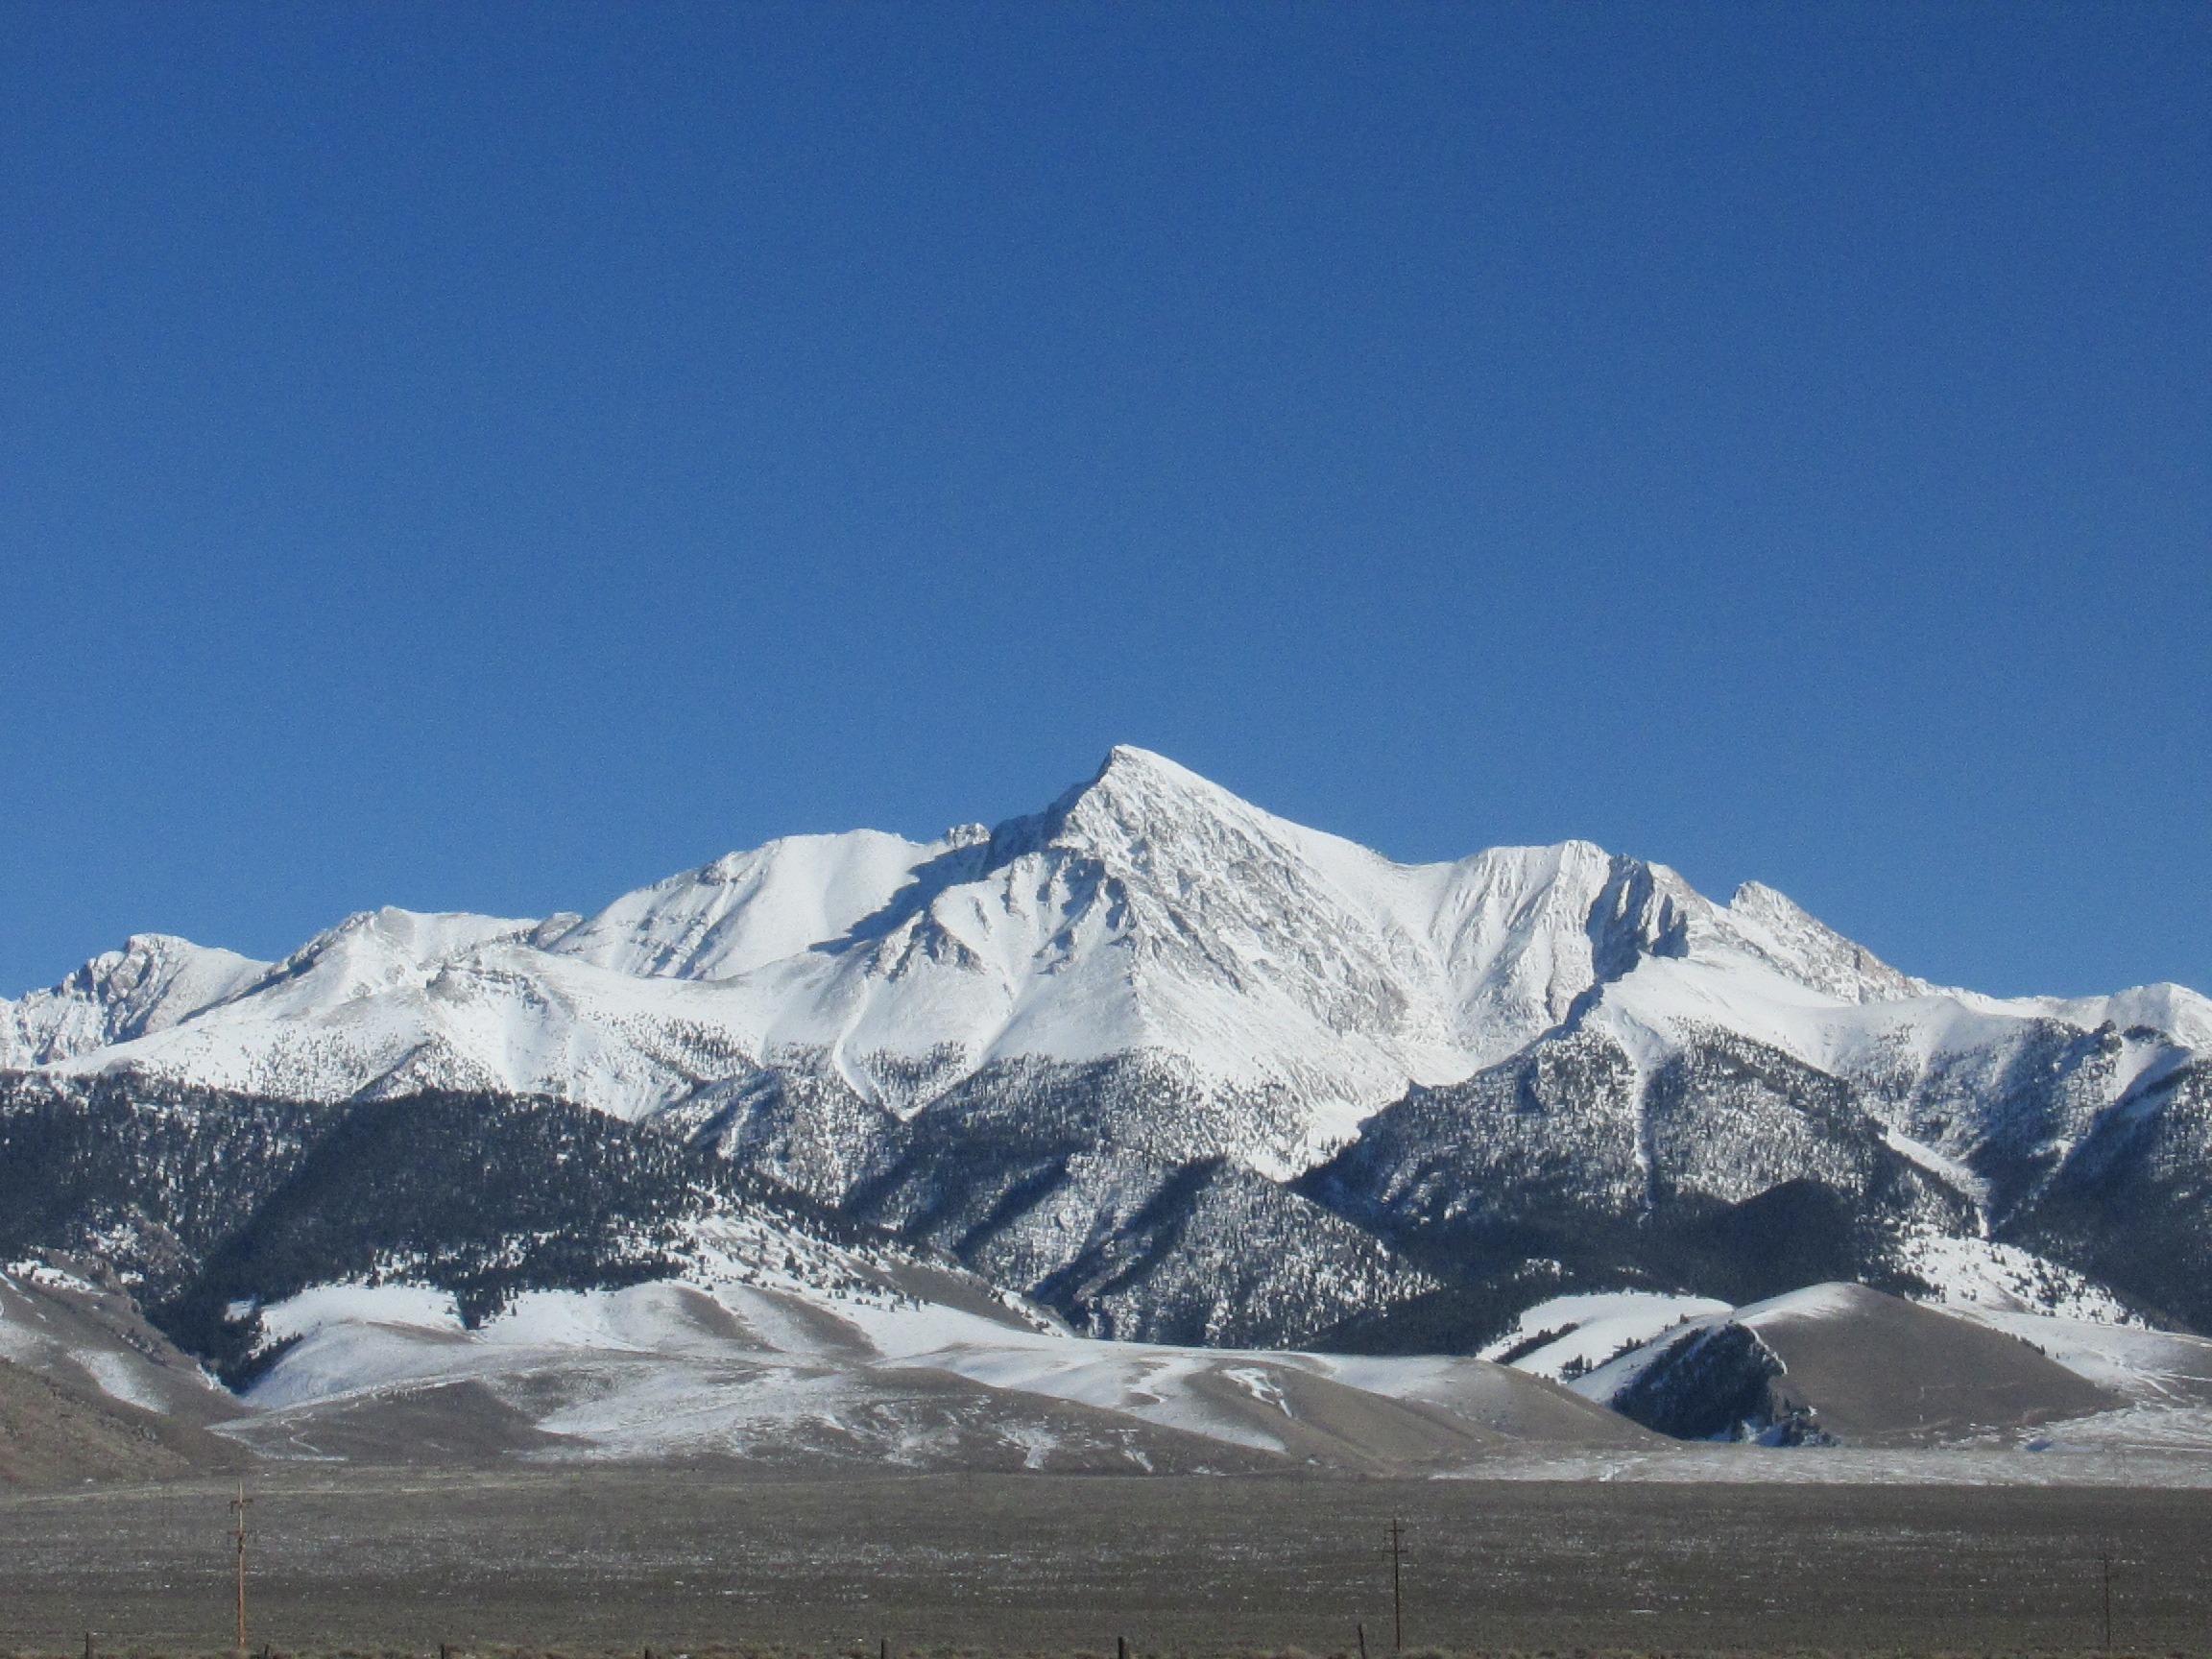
2, 1470, 2208, 1657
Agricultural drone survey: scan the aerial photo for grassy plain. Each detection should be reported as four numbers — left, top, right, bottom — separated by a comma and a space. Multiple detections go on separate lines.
0, 1471, 2206, 1657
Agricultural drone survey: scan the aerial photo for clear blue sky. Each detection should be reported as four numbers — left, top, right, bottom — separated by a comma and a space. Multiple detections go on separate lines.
2, 3, 2205, 999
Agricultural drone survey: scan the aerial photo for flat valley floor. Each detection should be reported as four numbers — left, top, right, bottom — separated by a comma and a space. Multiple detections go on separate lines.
2, 1470, 2208, 1656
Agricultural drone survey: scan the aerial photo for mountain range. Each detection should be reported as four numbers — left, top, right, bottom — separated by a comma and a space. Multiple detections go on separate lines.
4, 744, 2211, 1470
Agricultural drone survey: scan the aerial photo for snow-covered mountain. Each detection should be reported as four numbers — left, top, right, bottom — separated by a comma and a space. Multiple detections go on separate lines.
6, 745, 2211, 1350
1, 933, 268, 1069
0, 750, 1934, 1131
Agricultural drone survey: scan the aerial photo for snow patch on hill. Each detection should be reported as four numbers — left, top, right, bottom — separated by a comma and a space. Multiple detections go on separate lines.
226, 1247, 1634, 1472
1479, 1291, 1731, 1380
1898, 1234, 2144, 1325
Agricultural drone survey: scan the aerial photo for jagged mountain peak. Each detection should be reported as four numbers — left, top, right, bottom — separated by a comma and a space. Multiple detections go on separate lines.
973, 745, 1281, 870
1718, 880, 1930, 1004
816, 757, 1769, 1145
1029, 748, 1345, 887
1087, 741, 1225, 796
1064, 746, 1368, 856
1, 933, 269, 1069
1097, 740, 1211, 784
262, 905, 535, 986
84, 932, 246, 996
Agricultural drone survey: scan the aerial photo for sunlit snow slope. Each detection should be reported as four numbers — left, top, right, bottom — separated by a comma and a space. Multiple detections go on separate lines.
19, 747, 2200, 1152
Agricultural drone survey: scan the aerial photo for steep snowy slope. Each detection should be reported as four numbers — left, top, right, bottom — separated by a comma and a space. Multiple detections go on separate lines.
1, 934, 267, 1068
534, 747, 1724, 1161
1585, 939, 2212, 1241
13, 750, 1888, 1158
543, 827, 977, 980
25, 746, 2203, 1163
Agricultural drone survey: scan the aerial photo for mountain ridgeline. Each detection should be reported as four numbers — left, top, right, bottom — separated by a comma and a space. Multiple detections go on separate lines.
4, 746, 2209, 1379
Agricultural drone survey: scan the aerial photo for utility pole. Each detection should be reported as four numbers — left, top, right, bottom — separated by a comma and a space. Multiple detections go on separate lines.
230, 1483, 253, 1656
1389, 1518, 1404, 1652
2102, 1552, 2113, 1651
